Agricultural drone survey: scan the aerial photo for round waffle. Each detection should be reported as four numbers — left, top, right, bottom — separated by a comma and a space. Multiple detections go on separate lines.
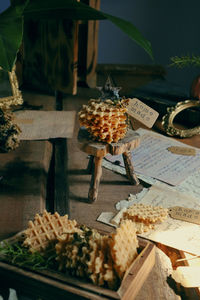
78, 99, 129, 143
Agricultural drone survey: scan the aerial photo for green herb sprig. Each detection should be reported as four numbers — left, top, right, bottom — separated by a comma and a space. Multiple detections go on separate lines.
170, 54, 200, 68
0, 241, 57, 270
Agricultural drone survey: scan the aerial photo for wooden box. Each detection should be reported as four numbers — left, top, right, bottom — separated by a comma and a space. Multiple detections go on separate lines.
0, 236, 155, 300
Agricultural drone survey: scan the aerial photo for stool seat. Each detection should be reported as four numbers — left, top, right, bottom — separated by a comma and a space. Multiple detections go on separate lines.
78, 127, 140, 202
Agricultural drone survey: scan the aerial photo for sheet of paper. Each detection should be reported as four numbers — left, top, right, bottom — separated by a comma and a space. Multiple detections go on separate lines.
14, 110, 76, 140
98, 183, 200, 255
133, 184, 200, 256
102, 157, 200, 201
105, 128, 200, 185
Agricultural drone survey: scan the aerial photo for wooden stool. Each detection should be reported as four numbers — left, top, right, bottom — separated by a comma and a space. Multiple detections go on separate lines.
78, 128, 140, 203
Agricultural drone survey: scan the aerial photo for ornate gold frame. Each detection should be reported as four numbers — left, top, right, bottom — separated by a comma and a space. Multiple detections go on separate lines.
162, 100, 200, 138
0, 66, 23, 109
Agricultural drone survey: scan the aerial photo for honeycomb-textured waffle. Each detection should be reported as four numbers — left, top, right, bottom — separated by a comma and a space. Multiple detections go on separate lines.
78, 99, 129, 143
56, 226, 119, 289
23, 210, 78, 253
123, 203, 168, 225
109, 220, 138, 279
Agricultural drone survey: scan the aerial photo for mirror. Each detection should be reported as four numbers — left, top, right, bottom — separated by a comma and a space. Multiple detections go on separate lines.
0, 66, 23, 109
162, 100, 200, 138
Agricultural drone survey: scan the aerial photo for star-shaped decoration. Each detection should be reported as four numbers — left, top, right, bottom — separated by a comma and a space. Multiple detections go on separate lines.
97, 76, 121, 101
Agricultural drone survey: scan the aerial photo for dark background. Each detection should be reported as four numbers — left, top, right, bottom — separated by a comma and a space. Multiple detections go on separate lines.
98, 0, 200, 94
1, 0, 200, 94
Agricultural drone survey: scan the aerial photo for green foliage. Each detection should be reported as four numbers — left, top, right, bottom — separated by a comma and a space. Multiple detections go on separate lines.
0, 1, 28, 71
0, 0, 153, 72
170, 54, 200, 68
0, 241, 57, 270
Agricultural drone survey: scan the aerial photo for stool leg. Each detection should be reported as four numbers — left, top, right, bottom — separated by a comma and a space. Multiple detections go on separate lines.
122, 151, 140, 185
87, 155, 94, 174
88, 156, 103, 202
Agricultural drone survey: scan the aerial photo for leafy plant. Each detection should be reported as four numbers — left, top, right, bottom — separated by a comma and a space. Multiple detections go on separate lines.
0, 240, 57, 270
0, 0, 153, 72
170, 54, 200, 68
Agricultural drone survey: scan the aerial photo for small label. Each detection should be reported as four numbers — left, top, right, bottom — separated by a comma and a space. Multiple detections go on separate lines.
127, 98, 159, 128
169, 206, 200, 225
14, 118, 33, 124
167, 146, 196, 156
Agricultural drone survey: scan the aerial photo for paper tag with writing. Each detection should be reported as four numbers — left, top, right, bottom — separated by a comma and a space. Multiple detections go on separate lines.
127, 98, 159, 128
169, 206, 200, 225
14, 117, 33, 124
167, 146, 196, 156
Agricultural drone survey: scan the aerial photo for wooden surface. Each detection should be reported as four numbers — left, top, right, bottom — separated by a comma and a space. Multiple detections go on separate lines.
0, 91, 56, 240
1, 68, 200, 299
63, 86, 200, 299
78, 128, 140, 157
0, 236, 155, 300
0, 140, 52, 240
0, 91, 76, 240
78, 128, 140, 202
78, 0, 100, 88
96, 64, 166, 95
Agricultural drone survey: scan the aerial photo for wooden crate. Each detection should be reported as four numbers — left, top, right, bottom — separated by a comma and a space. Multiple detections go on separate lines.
0, 235, 155, 300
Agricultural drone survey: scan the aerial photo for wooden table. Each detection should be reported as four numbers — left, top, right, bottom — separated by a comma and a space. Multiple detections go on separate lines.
63, 87, 200, 299
0, 91, 76, 239
0, 86, 200, 299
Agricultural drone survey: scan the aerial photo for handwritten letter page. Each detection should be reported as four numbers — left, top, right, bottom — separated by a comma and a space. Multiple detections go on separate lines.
106, 128, 200, 185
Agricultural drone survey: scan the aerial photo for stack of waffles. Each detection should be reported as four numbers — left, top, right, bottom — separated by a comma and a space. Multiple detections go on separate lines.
23, 211, 138, 289
78, 99, 129, 144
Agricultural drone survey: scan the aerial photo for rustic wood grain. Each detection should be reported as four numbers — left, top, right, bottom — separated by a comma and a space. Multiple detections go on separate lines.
0, 91, 56, 240
63, 86, 199, 299
78, 127, 140, 201
122, 151, 140, 185
88, 156, 103, 202
0, 235, 154, 300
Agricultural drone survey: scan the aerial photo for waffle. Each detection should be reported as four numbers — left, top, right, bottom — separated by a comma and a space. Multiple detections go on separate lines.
23, 210, 78, 253
78, 98, 129, 143
109, 220, 138, 278
123, 203, 168, 225
56, 226, 120, 289
23, 211, 139, 290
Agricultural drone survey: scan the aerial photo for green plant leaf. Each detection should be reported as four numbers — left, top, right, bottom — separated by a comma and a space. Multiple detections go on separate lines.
0, 0, 153, 72
24, 0, 105, 20
24, 0, 153, 59
0, 1, 29, 71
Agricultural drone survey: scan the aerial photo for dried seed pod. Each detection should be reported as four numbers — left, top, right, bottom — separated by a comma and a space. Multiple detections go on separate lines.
0, 109, 21, 152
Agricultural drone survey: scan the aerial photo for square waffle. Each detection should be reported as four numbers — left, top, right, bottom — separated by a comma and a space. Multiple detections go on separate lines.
23, 210, 78, 253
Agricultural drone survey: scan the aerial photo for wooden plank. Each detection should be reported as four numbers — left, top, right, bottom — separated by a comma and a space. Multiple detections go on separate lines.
118, 242, 155, 299
78, 0, 100, 88
96, 64, 166, 96
0, 91, 56, 240
53, 138, 69, 215
78, 128, 140, 157
52, 92, 76, 215
0, 234, 153, 300
0, 140, 53, 240
21, 19, 78, 95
